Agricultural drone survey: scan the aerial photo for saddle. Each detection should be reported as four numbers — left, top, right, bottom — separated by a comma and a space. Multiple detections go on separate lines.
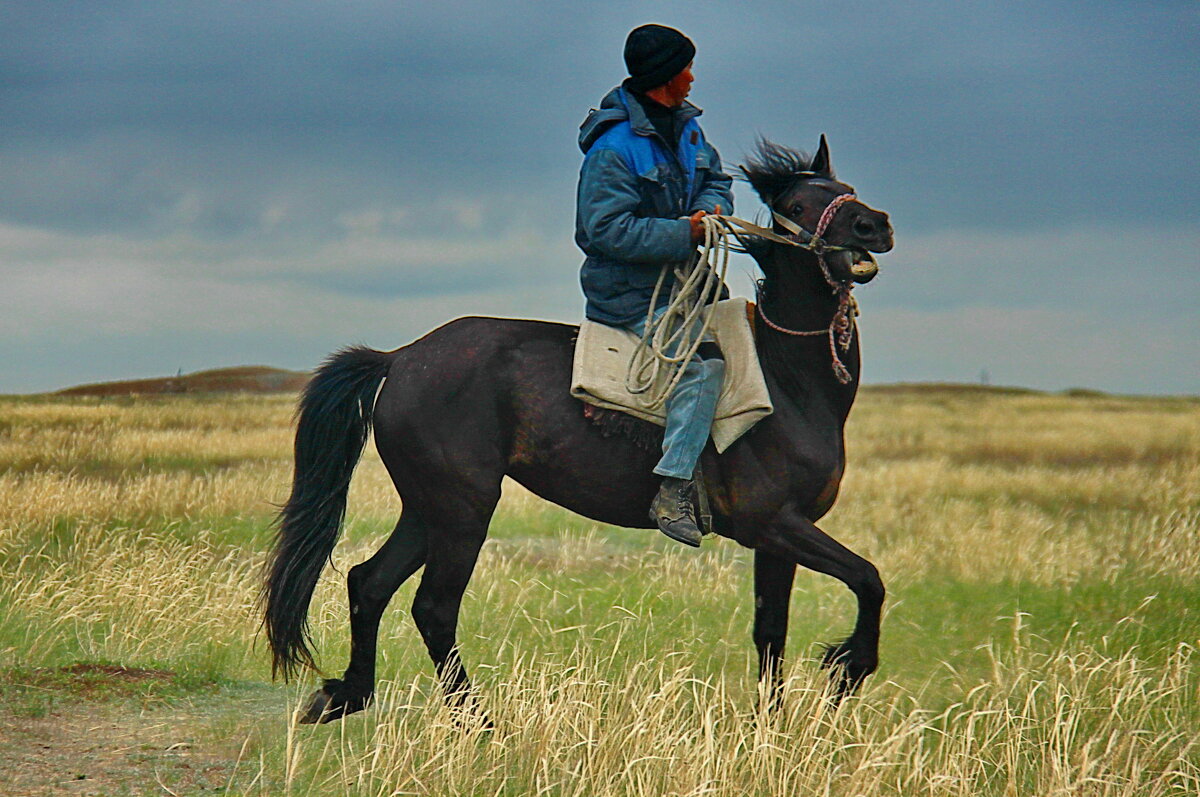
570, 297, 773, 453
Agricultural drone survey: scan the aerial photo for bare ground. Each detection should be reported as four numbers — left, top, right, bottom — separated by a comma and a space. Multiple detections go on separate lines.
0, 677, 280, 796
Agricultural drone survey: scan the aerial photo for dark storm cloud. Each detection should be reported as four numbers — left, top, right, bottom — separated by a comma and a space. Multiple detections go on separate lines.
4, 1, 1195, 234
0, 1, 1197, 393
6, 1, 1195, 233
2, 2, 591, 237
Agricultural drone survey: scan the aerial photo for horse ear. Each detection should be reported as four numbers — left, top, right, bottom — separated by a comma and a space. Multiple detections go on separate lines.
811, 134, 834, 178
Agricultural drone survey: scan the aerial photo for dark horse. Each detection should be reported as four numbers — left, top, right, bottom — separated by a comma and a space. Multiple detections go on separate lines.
263, 137, 894, 724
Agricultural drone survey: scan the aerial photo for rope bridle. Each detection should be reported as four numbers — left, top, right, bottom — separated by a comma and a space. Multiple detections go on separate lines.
625, 190, 865, 405
755, 192, 860, 384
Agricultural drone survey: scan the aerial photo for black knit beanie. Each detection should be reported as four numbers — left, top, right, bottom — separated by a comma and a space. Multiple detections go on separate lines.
623, 24, 695, 92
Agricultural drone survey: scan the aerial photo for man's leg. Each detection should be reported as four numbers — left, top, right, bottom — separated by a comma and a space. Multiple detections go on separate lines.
648, 352, 723, 546
626, 309, 725, 546
653, 355, 725, 480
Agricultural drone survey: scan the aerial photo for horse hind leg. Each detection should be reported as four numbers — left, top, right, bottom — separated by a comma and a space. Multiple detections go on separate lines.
299, 511, 427, 724
409, 499, 496, 727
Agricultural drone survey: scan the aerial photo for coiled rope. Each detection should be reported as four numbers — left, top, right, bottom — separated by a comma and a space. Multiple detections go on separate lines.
624, 214, 733, 409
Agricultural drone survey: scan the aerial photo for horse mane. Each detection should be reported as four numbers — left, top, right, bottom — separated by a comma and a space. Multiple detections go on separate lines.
738, 138, 834, 206
738, 138, 842, 408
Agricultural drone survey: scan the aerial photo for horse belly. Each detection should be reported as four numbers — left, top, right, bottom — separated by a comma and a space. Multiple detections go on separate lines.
505, 381, 661, 529
369, 316, 665, 533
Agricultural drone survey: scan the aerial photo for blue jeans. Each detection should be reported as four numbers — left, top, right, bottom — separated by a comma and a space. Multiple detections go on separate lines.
624, 309, 725, 480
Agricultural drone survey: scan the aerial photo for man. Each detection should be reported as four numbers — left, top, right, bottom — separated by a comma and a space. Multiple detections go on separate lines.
575, 24, 735, 547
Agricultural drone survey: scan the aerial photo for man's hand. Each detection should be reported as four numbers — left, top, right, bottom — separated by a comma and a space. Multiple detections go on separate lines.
689, 205, 722, 242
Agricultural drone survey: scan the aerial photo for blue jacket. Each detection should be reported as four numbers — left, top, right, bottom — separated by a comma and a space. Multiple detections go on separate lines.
575, 86, 734, 326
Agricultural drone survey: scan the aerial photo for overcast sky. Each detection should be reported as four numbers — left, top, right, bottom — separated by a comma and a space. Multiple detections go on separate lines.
2, 1, 1197, 394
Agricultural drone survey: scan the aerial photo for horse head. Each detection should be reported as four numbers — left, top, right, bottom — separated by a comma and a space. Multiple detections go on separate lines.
740, 135, 893, 285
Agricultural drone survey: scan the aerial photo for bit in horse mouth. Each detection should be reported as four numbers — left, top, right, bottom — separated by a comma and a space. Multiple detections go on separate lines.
844, 249, 879, 281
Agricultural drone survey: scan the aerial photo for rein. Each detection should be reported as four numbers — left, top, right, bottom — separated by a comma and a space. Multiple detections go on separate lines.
626, 192, 863, 403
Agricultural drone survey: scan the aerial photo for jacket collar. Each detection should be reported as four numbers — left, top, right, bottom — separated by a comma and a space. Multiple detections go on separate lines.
617, 82, 702, 138
578, 84, 702, 153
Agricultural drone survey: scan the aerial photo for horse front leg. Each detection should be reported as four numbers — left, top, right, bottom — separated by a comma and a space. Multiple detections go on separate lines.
753, 550, 796, 708
756, 508, 885, 700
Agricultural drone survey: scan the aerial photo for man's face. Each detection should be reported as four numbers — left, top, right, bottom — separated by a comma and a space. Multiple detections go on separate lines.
661, 62, 694, 107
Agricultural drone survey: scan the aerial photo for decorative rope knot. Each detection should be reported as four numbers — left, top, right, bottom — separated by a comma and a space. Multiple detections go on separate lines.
828, 289, 856, 384
833, 290, 854, 350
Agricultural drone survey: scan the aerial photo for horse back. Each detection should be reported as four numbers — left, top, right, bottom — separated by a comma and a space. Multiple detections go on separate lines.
371, 316, 661, 527
374, 315, 576, 432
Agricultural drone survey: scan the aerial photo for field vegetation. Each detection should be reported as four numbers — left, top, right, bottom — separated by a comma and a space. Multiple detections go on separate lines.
0, 386, 1197, 795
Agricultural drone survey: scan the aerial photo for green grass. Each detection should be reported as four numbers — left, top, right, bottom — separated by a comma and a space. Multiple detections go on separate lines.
2, 661, 223, 718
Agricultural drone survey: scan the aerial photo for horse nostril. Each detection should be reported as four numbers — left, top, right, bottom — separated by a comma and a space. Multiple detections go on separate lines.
853, 218, 875, 237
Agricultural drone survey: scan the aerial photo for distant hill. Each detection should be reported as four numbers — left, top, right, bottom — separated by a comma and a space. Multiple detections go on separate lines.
862, 382, 1043, 397
56, 366, 311, 397
51, 369, 1139, 401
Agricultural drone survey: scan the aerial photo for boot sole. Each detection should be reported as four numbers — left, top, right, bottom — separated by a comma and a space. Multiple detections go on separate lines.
651, 516, 702, 547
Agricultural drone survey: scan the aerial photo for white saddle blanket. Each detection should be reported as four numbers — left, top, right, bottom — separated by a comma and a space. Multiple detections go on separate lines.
570, 297, 773, 453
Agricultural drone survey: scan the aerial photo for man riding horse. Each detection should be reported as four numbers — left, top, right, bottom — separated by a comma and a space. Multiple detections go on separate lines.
576, 24, 734, 547
266, 24, 894, 723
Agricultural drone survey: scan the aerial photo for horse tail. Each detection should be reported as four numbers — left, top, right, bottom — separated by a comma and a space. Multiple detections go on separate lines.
262, 345, 392, 681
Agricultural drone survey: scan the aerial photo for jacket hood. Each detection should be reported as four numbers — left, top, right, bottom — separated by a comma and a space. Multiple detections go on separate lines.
578, 85, 702, 153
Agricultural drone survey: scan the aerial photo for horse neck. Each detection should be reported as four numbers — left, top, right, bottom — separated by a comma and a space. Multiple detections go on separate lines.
754, 245, 860, 415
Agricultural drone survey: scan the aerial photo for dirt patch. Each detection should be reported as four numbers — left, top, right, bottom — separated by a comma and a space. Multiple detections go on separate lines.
54, 663, 175, 681
0, 664, 263, 794
0, 700, 246, 796
4, 663, 193, 704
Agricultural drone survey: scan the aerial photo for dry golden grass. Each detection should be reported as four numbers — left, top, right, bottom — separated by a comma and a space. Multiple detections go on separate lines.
284, 642, 1198, 797
0, 387, 1197, 795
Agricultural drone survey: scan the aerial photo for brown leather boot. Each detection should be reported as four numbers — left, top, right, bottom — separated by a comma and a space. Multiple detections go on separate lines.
649, 477, 702, 547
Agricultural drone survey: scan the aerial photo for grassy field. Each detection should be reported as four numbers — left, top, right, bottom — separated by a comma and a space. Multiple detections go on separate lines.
0, 387, 1197, 795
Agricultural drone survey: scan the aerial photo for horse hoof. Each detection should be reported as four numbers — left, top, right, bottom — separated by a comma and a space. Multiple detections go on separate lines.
820, 641, 873, 701
297, 688, 333, 725
451, 708, 495, 732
